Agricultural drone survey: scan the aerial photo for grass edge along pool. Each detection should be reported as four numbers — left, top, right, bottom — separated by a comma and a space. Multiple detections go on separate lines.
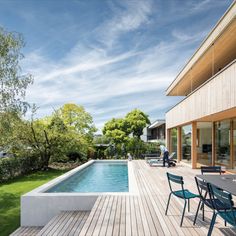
46, 161, 129, 193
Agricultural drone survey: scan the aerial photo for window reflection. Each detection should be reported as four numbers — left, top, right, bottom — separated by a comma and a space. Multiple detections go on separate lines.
170, 128, 177, 159
215, 120, 230, 168
181, 125, 192, 163
196, 122, 212, 167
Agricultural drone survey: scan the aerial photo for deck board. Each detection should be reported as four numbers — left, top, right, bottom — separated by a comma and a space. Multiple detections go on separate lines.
112, 194, 122, 236
10, 227, 42, 236
13, 160, 236, 235
105, 196, 118, 236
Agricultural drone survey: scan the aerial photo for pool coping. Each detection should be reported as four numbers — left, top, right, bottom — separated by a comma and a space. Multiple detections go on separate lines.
21, 159, 138, 226
24, 159, 138, 196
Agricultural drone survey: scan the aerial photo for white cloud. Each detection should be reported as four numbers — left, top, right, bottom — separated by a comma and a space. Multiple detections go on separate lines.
95, 0, 153, 48
23, 36, 185, 132
20, 0, 229, 131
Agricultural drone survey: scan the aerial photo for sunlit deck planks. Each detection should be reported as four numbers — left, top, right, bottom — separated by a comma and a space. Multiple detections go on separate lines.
10, 227, 42, 236
37, 211, 90, 236
76, 160, 235, 236
12, 160, 236, 235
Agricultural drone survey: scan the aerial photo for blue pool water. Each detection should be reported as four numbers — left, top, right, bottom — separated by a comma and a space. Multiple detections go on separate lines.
46, 162, 129, 193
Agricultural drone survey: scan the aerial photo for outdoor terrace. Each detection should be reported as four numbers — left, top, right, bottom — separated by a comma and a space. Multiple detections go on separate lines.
12, 160, 236, 236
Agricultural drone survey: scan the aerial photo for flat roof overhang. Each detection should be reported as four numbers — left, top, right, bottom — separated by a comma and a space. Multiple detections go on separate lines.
148, 120, 165, 129
197, 107, 236, 123
166, 1, 236, 96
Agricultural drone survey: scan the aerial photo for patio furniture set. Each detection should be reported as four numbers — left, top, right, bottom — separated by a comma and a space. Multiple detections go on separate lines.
165, 166, 236, 236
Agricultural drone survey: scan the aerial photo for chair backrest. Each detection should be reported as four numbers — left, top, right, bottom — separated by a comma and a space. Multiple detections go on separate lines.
208, 183, 236, 226
195, 176, 208, 200
201, 166, 221, 175
166, 172, 185, 195
209, 184, 234, 209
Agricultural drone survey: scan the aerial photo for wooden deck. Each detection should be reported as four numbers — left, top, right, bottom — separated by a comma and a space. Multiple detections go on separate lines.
12, 160, 236, 235
10, 227, 43, 236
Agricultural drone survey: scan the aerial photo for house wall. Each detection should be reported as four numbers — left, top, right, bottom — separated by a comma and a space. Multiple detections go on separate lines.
148, 124, 166, 141
166, 60, 236, 129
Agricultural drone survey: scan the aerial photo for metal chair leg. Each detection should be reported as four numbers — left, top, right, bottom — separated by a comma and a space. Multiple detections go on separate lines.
188, 199, 190, 212
202, 203, 205, 221
200, 201, 204, 210
224, 210, 227, 226
165, 193, 172, 215
180, 200, 187, 227
207, 212, 217, 236
193, 199, 202, 225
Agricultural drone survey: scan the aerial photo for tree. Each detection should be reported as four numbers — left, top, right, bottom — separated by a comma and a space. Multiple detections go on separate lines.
28, 104, 97, 167
102, 109, 150, 158
57, 103, 97, 141
0, 27, 33, 114
102, 118, 129, 144
125, 109, 150, 139
0, 103, 97, 169
126, 137, 146, 158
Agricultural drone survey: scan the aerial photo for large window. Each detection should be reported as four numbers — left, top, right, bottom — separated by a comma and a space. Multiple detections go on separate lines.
197, 122, 212, 167
170, 128, 177, 159
215, 120, 231, 168
181, 125, 192, 163
233, 119, 236, 169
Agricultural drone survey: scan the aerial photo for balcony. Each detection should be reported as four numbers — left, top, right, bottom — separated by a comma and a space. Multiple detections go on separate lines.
166, 59, 236, 129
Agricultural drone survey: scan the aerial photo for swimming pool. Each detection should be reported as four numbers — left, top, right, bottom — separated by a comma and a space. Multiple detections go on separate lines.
21, 160, 137, 226
46, 162, 129, 193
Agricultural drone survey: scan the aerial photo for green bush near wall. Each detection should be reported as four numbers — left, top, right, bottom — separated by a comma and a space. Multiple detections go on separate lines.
0, 155, 41, 182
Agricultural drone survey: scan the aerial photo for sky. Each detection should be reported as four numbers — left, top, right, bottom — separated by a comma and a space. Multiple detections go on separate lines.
0, 0, 233, 132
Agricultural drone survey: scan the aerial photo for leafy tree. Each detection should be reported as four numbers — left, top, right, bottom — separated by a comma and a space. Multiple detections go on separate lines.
126, 137, 146, 158
102, 109, 150, 159
125, 109, 150, 139
93, 135, 110, 145
30, 104, 97, 167
0, 103, 97, 169
0, 27, 33, 114
57, 103, 97, 141
102, 118, 129, 144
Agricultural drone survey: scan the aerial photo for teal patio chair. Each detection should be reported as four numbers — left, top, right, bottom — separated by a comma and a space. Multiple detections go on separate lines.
194, 177, 228, 226
201, 166, 222, 175
165, 172, 199, 226
207, 184, 236, 236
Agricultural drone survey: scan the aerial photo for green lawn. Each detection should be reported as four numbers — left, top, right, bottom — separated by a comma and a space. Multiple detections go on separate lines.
0, 169, 68, 236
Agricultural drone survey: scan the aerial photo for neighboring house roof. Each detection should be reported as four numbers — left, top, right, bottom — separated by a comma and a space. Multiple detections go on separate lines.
148, 119, 165, 129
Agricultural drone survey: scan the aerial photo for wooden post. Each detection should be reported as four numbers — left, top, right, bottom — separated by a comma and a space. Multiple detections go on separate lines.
212, 122, 215, 166
177, 127, 182, 163
166, 128, 170, 152
192, 122, 197, 169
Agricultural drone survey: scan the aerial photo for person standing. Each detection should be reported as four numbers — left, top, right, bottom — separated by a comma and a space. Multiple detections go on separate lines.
160, 145, 170, 167
127, 153, 132, 161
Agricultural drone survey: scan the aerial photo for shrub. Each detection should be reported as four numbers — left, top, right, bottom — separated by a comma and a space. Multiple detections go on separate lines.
0, 155, 41, 182
67, 151, 81, 162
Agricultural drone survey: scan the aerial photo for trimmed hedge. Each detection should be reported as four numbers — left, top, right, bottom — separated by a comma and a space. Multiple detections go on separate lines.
0, 155, 41, 182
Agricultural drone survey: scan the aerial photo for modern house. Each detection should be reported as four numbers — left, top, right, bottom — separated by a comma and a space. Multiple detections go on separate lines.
141, 119, 166, 143
166, 1, 236, 170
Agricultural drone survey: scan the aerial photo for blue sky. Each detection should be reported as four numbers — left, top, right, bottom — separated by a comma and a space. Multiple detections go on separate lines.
0, 0, 232, 132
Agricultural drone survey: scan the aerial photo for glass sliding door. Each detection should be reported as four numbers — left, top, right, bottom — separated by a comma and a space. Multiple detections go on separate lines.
215, 120, 231, 168
181, 125, 192, 164
233, 119, 236, 169
196, 122, 212, 168
170, 128, 177, 159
